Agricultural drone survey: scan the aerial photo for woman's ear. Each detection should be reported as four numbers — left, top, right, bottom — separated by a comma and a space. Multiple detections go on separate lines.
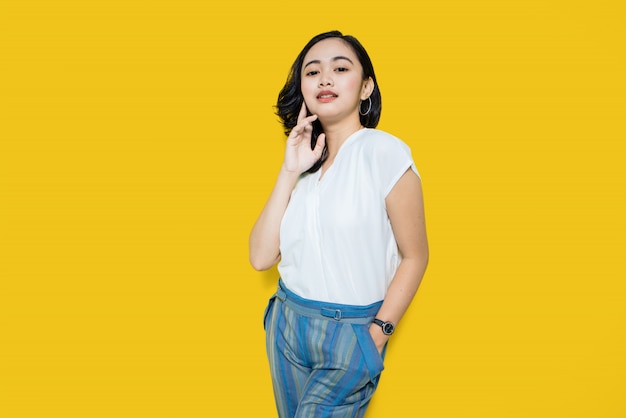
361, 77, 374, 100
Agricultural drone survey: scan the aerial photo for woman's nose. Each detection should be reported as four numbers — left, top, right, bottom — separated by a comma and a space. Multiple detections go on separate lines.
319, 75, 333, 87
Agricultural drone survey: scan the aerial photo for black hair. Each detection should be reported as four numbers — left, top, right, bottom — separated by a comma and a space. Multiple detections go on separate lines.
276, 30, 382, 173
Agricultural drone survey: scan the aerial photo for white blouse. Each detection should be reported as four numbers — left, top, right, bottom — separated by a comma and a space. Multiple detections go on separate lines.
278, 128, 419, 305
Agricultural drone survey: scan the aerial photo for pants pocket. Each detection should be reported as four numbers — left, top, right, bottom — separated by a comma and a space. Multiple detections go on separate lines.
351, 323, 386, 381
263, 294, 277, 331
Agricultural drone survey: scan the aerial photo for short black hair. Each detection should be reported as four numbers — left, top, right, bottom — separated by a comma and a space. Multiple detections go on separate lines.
276, 30, 382, 173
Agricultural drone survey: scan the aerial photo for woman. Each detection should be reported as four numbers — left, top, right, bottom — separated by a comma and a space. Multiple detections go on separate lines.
249, 30, 428, 417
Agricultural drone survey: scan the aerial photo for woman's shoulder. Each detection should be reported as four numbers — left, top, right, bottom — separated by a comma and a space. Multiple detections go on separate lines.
356, 128, 412, 154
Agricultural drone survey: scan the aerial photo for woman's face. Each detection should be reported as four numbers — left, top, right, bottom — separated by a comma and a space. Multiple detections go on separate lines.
300, 38, 373, 125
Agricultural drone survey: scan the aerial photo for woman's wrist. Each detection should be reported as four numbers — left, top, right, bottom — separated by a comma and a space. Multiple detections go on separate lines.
279, 164, 305, 182
369, 324, 390, 353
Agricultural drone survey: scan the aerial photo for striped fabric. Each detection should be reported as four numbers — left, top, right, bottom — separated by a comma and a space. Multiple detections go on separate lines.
264, 281, 387, 417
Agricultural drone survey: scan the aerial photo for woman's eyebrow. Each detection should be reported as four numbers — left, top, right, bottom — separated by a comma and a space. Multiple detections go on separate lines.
303, 56, 354, 69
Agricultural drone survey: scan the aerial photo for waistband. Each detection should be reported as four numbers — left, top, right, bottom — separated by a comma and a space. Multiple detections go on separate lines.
276, 279, 382, 324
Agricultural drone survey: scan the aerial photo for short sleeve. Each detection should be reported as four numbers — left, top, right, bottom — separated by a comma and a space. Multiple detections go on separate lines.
375, 135, 420, 198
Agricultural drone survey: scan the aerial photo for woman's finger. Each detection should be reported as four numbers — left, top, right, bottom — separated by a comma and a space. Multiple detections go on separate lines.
301, 114, 318, 128
297, 101, 308, 123
313, 133, 326, 157
291, 115, 318, 137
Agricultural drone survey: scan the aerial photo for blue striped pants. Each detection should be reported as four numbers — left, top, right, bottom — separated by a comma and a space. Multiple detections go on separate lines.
263, 280, 387, 417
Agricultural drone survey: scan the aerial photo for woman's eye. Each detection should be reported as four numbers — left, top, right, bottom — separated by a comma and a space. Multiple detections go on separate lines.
335, 67, 348, 72
305, 70, 319, 76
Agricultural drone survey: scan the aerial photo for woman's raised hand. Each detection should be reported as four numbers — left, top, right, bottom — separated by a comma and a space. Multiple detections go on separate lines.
283, 102, 326, 174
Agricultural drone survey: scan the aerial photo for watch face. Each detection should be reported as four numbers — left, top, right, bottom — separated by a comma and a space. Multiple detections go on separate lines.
383, 322, 394, 335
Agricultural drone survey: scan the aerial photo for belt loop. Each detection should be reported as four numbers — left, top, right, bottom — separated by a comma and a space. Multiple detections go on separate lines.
333, 309, 342, 321
276, 288, 287, 302
320, 308, 344, 321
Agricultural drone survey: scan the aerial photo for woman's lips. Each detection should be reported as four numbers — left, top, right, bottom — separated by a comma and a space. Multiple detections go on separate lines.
317, 90, 338, 102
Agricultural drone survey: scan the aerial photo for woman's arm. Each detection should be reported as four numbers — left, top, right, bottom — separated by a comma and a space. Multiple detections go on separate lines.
249, 166, 301, 270
249, 104, 326, 271
370, 168, 429, 352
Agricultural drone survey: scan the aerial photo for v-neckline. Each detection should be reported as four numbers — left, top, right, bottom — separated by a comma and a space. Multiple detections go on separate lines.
317, 128, 367, 183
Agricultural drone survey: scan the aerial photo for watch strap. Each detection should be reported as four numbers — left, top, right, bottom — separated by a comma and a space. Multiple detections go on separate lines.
372, 318, 395, 335
372, 318, 385, 327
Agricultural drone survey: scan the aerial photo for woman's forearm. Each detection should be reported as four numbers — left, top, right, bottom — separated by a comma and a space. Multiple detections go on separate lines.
369, 168, 428, 351
376, 255, 428, 325
369, 254, 428, 351
249, 166, 300, 271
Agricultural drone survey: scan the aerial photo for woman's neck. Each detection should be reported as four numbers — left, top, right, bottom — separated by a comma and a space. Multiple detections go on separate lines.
321, 119, 364, 160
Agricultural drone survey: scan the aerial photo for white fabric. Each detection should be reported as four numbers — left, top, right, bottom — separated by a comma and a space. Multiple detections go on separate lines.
278, 128, 419, 305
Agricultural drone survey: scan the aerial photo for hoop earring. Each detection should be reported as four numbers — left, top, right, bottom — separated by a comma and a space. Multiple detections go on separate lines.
359, 97, 372, 116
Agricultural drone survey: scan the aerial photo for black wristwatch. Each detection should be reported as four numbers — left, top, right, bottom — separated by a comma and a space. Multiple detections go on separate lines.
372, 318, 395, 335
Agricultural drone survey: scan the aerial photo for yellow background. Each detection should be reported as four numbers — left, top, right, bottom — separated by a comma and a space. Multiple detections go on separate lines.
1, 0, 624, 416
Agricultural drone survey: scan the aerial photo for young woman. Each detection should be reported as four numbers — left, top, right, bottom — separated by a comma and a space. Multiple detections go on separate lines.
250, 30, 428, 417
